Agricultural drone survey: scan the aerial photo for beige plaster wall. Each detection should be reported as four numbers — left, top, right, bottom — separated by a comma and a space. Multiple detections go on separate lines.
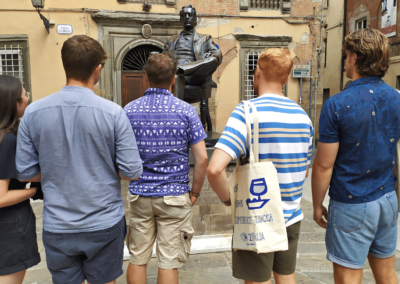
0, 10, 101, 101
0, 0, 175, 101
323, 0, 345, 97
197, 18, 308, 132
0, 1, 310, 133
0, 0, 175, 13
384, 56, 400, 88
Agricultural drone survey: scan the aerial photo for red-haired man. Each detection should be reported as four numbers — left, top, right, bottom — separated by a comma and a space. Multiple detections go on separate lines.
208, 47, 313, 284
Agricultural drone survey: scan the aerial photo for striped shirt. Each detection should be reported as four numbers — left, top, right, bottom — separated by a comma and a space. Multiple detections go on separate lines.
215, 94, 313, 227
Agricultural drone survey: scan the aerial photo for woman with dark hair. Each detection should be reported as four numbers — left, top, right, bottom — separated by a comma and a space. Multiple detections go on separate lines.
0, 75, 41, 284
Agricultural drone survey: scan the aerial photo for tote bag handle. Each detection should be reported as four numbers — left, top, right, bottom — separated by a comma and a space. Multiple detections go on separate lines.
242, 101, 260, 164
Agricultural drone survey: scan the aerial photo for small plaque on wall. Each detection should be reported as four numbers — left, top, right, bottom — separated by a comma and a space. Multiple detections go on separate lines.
57, 25, 73, 35
142, 24, 152, 39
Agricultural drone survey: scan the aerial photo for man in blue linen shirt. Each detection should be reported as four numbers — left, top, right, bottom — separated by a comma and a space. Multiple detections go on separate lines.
16, 35, 143, 284
312, 29, 399, 284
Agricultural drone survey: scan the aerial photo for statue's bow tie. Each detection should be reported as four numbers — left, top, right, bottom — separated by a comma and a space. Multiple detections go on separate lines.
182, 31, 194, 36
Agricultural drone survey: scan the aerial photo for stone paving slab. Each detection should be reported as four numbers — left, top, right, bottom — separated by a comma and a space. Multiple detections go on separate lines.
23, 190, 400, 284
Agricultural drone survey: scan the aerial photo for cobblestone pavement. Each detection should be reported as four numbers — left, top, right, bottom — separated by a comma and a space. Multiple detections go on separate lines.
24, 174, 400, 283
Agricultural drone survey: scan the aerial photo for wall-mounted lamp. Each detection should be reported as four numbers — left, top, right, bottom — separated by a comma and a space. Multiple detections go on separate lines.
31, 0, 45, 8
31, 0, 50, 33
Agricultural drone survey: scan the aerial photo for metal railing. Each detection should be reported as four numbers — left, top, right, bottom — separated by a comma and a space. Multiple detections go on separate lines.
250, 0, 280, 9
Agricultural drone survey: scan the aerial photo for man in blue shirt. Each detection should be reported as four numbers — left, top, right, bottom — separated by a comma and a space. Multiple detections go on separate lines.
312, 29, 399, 284
124, 53, 208, 284
16, 35, 143, 284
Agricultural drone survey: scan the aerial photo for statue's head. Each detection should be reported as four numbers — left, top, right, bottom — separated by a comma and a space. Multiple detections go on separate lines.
180, 4, 197, 30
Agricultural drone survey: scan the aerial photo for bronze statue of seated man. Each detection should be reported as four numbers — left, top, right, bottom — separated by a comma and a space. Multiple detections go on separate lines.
163, 4, 223, 103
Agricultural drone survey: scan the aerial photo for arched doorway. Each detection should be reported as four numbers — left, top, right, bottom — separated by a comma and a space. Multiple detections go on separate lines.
121, 44, 163, 107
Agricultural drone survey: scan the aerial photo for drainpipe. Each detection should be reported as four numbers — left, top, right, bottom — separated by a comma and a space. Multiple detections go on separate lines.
340, 0, 347, 91
309, 59, 313, 121
313, 79, 318, 148
312, 0, 324, 148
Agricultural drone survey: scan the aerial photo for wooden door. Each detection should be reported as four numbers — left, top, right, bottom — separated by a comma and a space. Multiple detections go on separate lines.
121, 72, 149, 107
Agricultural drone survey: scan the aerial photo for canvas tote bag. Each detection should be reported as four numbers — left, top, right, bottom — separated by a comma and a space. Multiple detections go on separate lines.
228, 101, 288, 253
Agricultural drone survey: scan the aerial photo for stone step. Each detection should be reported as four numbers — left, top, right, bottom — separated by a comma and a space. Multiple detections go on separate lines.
123, 234, 233, 260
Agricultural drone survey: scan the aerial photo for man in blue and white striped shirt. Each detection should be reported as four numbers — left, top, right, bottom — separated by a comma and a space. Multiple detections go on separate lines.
208, 47, 313, 284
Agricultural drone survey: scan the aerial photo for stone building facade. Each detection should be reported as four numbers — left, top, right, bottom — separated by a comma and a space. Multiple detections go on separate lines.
0, 0, 325, 235
343, 0, 400, 90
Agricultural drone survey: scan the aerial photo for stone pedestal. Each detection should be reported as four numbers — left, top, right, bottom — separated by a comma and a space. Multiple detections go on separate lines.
189, 165, 235, 235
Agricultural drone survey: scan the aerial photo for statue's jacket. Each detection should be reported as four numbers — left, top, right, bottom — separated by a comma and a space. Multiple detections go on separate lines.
164, 31, 222, 65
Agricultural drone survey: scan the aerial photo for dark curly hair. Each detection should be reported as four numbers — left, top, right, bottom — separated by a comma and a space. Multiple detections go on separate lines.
342, 29, 390, 78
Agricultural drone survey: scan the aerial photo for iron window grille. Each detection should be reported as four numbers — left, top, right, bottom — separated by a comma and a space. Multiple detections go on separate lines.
0, 45, 24, 86
242, 49, 287, 101
243, 50, 261, 100
122, 44, 162, 71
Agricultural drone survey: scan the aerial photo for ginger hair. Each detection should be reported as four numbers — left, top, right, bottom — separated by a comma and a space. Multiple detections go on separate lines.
257, 47, 293, 84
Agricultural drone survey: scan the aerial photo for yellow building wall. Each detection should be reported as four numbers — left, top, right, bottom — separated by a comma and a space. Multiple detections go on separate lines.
323, 0, 345, 97
0, 0, 174, 101
0, 1, 310, 133
0, 10, 99, 101
197, 18, 308, 132
0, 0, 175, 13
384, 56, 400, 89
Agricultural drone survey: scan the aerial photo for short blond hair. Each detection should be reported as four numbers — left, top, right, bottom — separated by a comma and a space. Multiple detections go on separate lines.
257, 47, 293, 84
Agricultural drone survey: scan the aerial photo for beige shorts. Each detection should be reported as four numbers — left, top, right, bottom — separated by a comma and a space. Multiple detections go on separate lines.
126, 193, 193, 269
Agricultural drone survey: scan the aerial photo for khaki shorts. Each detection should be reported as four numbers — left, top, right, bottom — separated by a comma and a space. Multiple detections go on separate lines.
127, 193, 193, 269
232, 221, 301, 282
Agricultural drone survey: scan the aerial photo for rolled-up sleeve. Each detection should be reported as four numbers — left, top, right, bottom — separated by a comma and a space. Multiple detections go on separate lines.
115, 108, 143, 179
319, 99, 340, 143
16, 113, 41, 180
187, 106, 207, 145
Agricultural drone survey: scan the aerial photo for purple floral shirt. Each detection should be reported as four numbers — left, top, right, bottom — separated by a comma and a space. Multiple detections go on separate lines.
124, 88, 207, 197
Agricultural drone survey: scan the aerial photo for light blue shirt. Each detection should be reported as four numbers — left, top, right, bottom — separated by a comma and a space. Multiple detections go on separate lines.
16, 86, 143, 233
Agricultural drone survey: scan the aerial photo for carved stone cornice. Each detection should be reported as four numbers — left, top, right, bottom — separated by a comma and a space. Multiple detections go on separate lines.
234, 34, 292, 42
91, 12, 180, 25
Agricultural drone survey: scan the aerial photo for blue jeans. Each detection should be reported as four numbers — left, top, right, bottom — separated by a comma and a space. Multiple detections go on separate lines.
326, 191, 398, 269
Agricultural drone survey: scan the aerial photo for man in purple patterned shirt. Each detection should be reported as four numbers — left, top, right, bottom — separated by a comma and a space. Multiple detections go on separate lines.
124, 53, 208, 284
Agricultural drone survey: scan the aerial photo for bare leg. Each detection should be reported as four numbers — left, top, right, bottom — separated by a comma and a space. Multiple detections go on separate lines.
244, 280, 271, 284
333, 263, 362, 284
368, 255, 398, 284
157, 268, 178, 284
0, 270, 27, 284
273, 272, 296, 284
127, 263, 147, 284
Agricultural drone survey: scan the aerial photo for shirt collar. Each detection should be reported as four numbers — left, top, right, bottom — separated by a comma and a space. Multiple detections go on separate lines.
143, 88, 173, 96
61, 86, 94, 93
181, 30, 195, 36
346, 76, 383, 89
